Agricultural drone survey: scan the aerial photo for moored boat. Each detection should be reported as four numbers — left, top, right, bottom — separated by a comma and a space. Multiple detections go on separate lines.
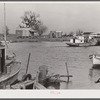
66, 34, 98, 47
10, 64, 72, 89
0, 45, 21, 89
0, 3, 21, 89
89, 54, 100, 68
66, 42, 91, 47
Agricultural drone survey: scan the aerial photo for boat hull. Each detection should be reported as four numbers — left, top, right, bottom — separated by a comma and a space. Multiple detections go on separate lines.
90, 55, 100, 68
0, 61, 21, 89
66, 42, 91, 47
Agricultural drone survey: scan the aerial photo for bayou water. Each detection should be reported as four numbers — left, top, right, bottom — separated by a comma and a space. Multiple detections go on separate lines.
7, 42, 100, 89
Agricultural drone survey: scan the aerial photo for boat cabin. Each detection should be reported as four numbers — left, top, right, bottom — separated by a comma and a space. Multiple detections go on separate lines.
70, 36, 84, 43
0, 46, 5, 75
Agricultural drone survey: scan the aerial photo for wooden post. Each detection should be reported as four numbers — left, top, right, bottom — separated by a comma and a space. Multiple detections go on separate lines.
33, 71, 39, 89
65, 62, 69, 82
25, 53, 31, 74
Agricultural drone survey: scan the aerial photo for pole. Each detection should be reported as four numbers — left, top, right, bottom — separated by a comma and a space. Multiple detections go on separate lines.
4, 3, 6, 59
4, 3, 6, 42
65, 62, 69, 82
25, 53, 31, 74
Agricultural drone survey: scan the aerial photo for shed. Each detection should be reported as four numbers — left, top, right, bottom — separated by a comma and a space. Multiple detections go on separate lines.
16, 28, 31, 37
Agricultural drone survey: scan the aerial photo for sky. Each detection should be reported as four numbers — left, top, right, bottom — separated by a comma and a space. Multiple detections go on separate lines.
0, 2, 100, 34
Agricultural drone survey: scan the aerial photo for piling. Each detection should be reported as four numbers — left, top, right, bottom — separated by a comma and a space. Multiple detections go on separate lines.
65, 62, 70, 82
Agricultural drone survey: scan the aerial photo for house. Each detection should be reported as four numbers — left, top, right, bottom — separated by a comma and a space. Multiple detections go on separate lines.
89, 32, 100, 38
16, 27, 37, 37
16, 28, 31, 37
49, 31, 62, 38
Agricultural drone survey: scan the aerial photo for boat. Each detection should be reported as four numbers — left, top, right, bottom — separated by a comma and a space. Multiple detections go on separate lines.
10, 73, 72, 89
66, 35, 97, 47
66, 42, 91, 47
89, 54, 100, 68
0, 45, 21, 89
0, 3, 21, 89
10, 64, 72, 89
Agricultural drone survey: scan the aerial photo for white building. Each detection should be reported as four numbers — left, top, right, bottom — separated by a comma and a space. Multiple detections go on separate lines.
49, 31, 62, 38
16, 28, 31, 37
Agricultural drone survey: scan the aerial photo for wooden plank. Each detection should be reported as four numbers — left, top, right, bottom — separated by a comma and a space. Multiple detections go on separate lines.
35, 83, 46, 89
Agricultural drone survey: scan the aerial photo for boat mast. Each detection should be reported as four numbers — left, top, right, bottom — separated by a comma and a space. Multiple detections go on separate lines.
4, 3, 6, 59
4, 3, 6, 43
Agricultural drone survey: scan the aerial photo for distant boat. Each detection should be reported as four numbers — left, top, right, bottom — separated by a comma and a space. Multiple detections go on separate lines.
89, 54, 100, 68
66, 35, 97, 47
66, 42, 91, 47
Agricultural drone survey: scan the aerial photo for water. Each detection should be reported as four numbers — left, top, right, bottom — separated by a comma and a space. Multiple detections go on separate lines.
7, 41, 100, 89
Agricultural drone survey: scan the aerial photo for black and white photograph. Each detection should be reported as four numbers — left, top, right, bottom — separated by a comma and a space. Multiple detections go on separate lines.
1, 1, 100, 90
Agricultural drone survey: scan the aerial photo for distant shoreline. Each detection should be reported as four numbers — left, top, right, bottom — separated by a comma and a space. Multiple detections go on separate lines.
11, 37, 70, 43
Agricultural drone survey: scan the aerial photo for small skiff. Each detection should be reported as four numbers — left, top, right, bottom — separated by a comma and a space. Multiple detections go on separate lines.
89, 54, 100, 68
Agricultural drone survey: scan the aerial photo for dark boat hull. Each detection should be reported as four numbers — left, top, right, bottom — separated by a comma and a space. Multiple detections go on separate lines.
92, 64, 100, 69
90, 55, 100, 69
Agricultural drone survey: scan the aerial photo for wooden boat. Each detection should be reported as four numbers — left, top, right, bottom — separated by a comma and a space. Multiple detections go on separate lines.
10, 62, 72, 89
10, 78, 60, 89
66, 42, 91, 47
89, 54, 100, 68
10, 74, 72, 89
66, 36, 97, 47
0, 3, 21, 89
0, 45, 21, 89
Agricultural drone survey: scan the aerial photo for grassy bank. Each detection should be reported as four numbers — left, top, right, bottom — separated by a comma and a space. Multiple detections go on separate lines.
0, 34, 71, 43
11, 37, 71, 43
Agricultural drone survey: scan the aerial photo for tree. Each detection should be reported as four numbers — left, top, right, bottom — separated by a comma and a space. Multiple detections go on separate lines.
76, 29, 83, 36
37, 25, 47, 37
68, 32, 74, 37
20, 11, 47, 36
2, 26, 9, 36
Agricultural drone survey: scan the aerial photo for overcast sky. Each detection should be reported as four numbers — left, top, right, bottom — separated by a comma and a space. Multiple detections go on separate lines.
0, 2, 100, 34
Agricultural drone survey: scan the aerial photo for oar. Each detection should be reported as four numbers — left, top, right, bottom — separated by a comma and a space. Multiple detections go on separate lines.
49, 74, 72, 78
60, 75, 72, 77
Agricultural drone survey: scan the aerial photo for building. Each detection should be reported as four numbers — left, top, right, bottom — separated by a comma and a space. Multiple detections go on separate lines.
16, 27, 38, 37
89, 32, 100, 38
16, 28, 31, 37
49, 31, 63, 38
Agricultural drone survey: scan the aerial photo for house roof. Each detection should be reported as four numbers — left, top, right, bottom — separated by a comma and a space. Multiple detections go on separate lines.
83, 32, 93, 35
